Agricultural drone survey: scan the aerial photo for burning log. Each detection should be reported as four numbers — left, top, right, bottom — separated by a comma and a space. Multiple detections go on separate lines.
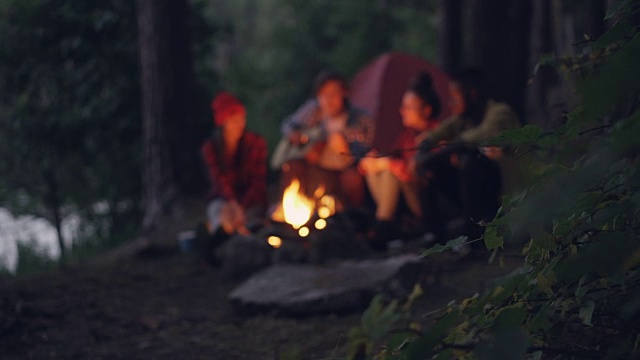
218, 178, 372, 278
268, 178, 340, 245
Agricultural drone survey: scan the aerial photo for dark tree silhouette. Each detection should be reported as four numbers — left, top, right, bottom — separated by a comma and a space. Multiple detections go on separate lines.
466, 0, 532, 119
437, 0, 462, 73
136, 0, 201, 233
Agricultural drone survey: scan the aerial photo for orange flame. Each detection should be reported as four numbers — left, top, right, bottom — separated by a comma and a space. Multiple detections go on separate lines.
271, 178, 338, 230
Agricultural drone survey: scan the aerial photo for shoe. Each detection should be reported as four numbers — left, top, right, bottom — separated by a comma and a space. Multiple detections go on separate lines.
195, 226, 231, 266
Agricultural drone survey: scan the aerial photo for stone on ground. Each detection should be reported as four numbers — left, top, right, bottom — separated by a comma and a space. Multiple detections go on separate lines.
228, 254, 423, 315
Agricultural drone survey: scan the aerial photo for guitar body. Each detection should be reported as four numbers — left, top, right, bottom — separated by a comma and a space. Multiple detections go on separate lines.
270, 126, 326, 169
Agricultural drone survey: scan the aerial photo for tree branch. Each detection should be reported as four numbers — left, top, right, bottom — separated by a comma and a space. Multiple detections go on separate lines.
578, 124, 612, 136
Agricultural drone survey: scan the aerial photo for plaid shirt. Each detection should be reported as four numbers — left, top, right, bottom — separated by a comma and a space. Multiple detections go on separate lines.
281, 99, 374, 160
201, 130, 267, 208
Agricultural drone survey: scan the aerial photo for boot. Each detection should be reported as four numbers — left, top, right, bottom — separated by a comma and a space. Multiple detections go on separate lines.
194, 225, 230, 266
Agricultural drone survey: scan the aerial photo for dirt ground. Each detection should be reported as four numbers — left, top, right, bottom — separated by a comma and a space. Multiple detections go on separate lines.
0, 247, 522, 360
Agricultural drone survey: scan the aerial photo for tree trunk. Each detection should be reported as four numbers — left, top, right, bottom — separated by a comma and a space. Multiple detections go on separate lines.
45, 167, 66, 257
136, 0, 198, 233
505, 0, 533, 120
585, 0, 607, 39
526, 0, 559, 129
465, 0, 532, 119
437, 0, 462, 73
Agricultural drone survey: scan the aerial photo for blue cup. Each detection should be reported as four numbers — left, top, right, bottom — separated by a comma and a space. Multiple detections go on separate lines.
177, 230, 196, 254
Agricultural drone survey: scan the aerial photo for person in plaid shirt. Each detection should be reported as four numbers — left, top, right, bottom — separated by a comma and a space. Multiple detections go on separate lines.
201, 92, 267, 240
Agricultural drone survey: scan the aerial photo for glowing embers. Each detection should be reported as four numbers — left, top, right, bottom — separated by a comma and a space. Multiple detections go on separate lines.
314, 219, 327, 230
271, 178, 338, 239
267, 236, 282, 249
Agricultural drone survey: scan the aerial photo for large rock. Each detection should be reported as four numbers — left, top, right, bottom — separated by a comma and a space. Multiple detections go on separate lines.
228, 254, 423, 315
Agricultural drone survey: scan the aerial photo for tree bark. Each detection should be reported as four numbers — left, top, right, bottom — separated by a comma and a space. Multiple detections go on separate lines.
585, 0, 607, 40
136, 0, 198, 233
465, 0, 532, 119
506, 0, 533, 120
526, 0, 559, 129
437, 0, 462, 73
44, 166, 66, 257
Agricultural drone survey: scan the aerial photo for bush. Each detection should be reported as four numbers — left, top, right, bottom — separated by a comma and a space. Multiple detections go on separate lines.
347, 1, 640, 358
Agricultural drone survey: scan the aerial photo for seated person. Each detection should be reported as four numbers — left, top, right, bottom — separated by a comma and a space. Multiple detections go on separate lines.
359, 72, 442, 250
416, 67, 521, 244
201, 92, 267, 257
272, 70, 374, 208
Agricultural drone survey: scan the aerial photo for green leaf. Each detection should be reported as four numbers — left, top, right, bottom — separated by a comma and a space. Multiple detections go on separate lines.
605, 0, 631, 20
474, 328, 529, 360
491, 125, 544, 146
594, 21, 633, 50
580, 33, 640, 118
536, 271, 556, 296
387, 332, 417, 353
530, 227, 557, 252
529, 306, 552, 333
552, 219, 573, 237
433, 349, 453, 360
579, 300, 595, 326
405, 311, 459, 357
610, 110, 640, 156
483, 227, 503, 250
364, 297, 402, 343
555, 232, 638, 282
492, 304, 527, 331
489, 272, 528, 304
421, 236, 468, 257
575, 276, 589, 300
361, 295, 384, 330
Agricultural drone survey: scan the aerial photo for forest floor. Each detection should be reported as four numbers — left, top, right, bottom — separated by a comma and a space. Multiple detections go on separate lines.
0, 244, 523, 360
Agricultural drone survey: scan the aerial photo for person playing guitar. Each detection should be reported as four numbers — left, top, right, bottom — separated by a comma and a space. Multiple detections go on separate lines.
273, 70, 374, 208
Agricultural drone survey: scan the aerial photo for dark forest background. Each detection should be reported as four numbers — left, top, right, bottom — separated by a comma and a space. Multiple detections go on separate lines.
0, 0, 616, 268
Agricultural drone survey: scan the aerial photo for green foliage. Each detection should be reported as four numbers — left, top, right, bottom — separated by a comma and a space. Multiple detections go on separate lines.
421, 236, 469, 256
348, 1, 640, 358
0, 0, 142, 252
347, 286, 424, 359
0, 0, 218, 257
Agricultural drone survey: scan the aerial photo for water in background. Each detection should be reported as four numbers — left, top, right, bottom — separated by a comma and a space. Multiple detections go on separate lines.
0, 208, 78, 272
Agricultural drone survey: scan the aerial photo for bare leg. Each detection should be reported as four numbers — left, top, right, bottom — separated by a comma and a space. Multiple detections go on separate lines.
366, 169, 401, 221
400, 179, 422, 218
365, 171, 383, 205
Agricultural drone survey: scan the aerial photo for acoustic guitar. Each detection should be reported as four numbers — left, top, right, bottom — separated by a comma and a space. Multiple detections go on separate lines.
270, 125, 325, 170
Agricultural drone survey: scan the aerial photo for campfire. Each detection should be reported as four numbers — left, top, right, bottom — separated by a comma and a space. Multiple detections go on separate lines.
269, 179, 339, 247
217, 178, 368, 276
